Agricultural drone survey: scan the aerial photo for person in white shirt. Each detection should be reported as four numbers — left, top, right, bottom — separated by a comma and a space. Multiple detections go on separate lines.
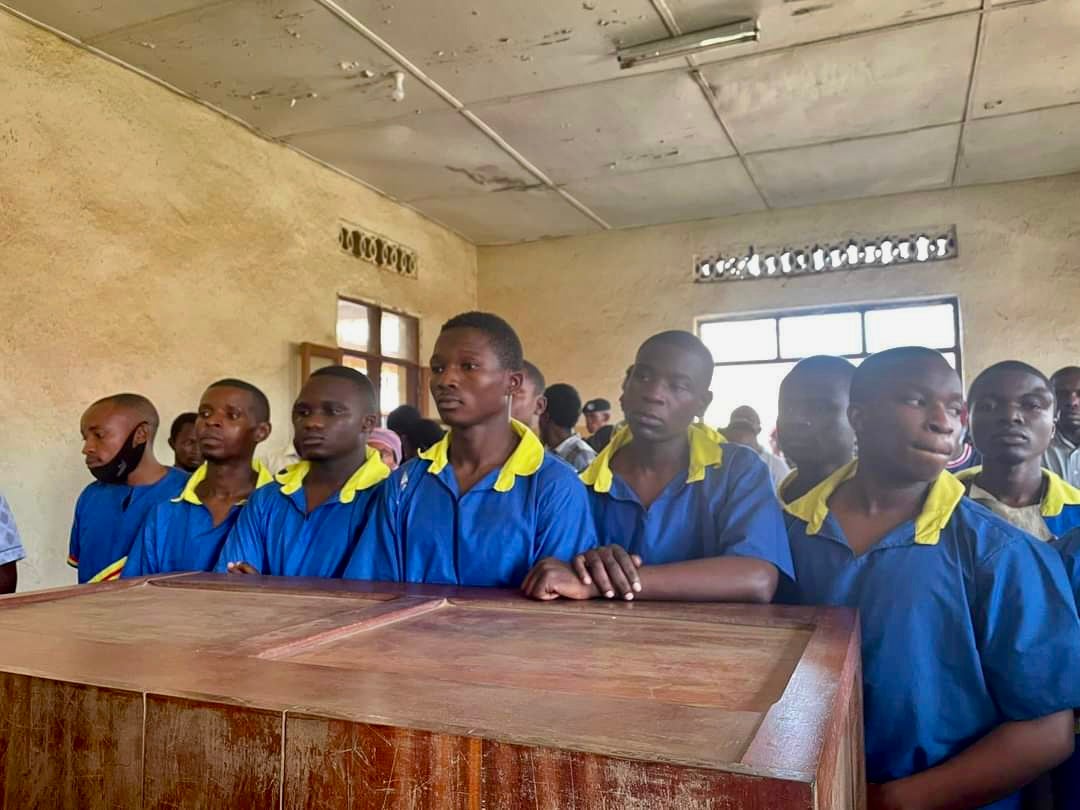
721, 405, 791, 489
540, 384, 597, 473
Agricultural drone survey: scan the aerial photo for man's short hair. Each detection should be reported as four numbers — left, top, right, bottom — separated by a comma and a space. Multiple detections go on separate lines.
91, 393, 160, 435
169, 412, 198, 442
850, 347, 951, 405
545, 384, 584, 429
310, 366, 378, 411
440, 311, 524, 371
969, 361, 1052, 403
522, 361, 546, 393
207, 378, 271, 422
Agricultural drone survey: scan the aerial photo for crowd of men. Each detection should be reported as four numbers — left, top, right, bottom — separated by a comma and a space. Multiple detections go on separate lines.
2, 310, 1080, 810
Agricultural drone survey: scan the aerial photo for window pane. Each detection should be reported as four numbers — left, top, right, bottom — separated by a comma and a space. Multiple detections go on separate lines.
778, 312, 863, 359
699, 318, 778, 363
337, 299, 372, 352
864, 304, 956, 353
380, 363, 409, 417
381, 311, 418, 362
704, 362, 796, 446
342, 355, 368, 375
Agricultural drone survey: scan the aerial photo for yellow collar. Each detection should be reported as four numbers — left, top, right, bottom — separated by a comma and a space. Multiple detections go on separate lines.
785, 460, 965, 546
419, 419, 544, 493
275, 446, 390, 504
580, 422, 725, 494
957, 466, 1080, 518
172, 460, 275, 506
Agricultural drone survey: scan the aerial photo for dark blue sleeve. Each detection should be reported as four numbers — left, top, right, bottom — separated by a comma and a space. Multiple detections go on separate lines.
976, 531, 1080, 719
121, 503, 161, 578
712, 448, 795, 580
215, 490, 269, 574
343, 472, 403, 582
533, 463, 598, 564
1051, 528, 1080, 609
68, 490, 84, 570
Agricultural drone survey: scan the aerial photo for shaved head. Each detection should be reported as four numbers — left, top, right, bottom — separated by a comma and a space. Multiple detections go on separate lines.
88, 393, 160, 437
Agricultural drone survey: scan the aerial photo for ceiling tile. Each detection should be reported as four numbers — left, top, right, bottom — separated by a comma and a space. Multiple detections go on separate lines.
746, 125, 960, 208
412, 188, 602, 245
471, 71, 734, 185
4, 0, 221, 41
285, 110, 538, 202
702, 15, 976, 153
957, 104, 1080, 186
562, 158, 764, 228
336, 0, 671, 104
973, 0, 1080, 118
89, 0, 450, 137
669, 0, 980, 67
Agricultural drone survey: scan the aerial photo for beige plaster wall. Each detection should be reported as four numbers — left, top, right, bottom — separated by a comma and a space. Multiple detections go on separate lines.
0, 13, 477, 591
479, 173, 1080, 429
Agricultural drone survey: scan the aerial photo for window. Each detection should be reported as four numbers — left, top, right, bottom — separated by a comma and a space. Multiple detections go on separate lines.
697, 298, 961, 440
300, 298, 421, 420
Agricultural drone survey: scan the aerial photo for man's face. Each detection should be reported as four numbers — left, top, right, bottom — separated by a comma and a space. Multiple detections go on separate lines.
851, 357, 965, 484
292, 376, 372, 461
585, 410, 610, 435
80, 402, 145, 471
1053, 368, 1080, 438
196, 387, 267, 464
430, 328, 521, 429
620, 341, 711, 443
777, 370, 856, 470
511, 378, 546, 433
969, 369, 1055, 466
171, 421, 203, 471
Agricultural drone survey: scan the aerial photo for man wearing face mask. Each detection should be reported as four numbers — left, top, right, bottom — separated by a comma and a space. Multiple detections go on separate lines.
69, 393, 189, 584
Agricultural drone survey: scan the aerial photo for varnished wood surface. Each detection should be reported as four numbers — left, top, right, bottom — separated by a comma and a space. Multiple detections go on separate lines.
0, 574, 864, 809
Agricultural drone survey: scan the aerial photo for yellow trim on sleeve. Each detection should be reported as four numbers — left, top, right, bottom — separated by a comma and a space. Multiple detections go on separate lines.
784, 460, 964, 546
276, 447, 389, 504
419, 419, 544, 493
88, 557, 127, 583
580, 422, 725, 493
173, 460, 277, 506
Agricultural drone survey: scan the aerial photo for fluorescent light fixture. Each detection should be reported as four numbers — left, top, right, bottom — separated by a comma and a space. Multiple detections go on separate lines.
617, 20, 759, 69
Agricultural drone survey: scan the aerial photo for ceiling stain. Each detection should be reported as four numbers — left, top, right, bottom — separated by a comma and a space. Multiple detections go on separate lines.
792, 4, 833, 16
445, 165, 532, 191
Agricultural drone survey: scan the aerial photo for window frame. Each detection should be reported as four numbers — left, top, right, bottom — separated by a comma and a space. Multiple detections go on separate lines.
695, 296, 963, 377
301, 297, 423, 414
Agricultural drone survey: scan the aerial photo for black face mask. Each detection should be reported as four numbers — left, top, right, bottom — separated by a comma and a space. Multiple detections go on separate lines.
89, 423, 148, 485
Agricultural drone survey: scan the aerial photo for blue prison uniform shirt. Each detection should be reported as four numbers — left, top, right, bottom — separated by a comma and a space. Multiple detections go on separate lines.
68, 467, 189, 583
121, 461, 274, 577
344, 419, 596, 587
214, 448, 389, 577
956, 467, 1080, 538
579, 423, 794, 578
783, 462, 1080, 810
1049, 527, 1080, 810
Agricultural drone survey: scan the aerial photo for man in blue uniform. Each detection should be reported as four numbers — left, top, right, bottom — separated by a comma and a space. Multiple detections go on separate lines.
70, 393, 189, 583
344, 312, 595, 587
958, 361, 1080, 539
123, 379, 274, 577
784, 347, 1080, 810
523, 331, 791, 603
216, 366, 389, 577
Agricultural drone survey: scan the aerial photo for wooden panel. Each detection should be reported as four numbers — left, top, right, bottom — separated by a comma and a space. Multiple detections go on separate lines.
482, 740, 812, 810
144, 695, 281, 809
287, 603, 811, 712
284, 718, 812, 810
284, 716, 480, 810
0, 582, 385, 647
0, 673, 142, 810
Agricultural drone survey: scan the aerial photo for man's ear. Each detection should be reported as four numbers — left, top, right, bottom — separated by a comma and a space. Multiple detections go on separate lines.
535, 395, 548, 417
133, 421, 152, 446
167, 437, 177, 450
360, 412, 378, 433
254, 421, 272, 444
507, 370, 524, 397
847, 403, 865, 436
697, 390, 714, 421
